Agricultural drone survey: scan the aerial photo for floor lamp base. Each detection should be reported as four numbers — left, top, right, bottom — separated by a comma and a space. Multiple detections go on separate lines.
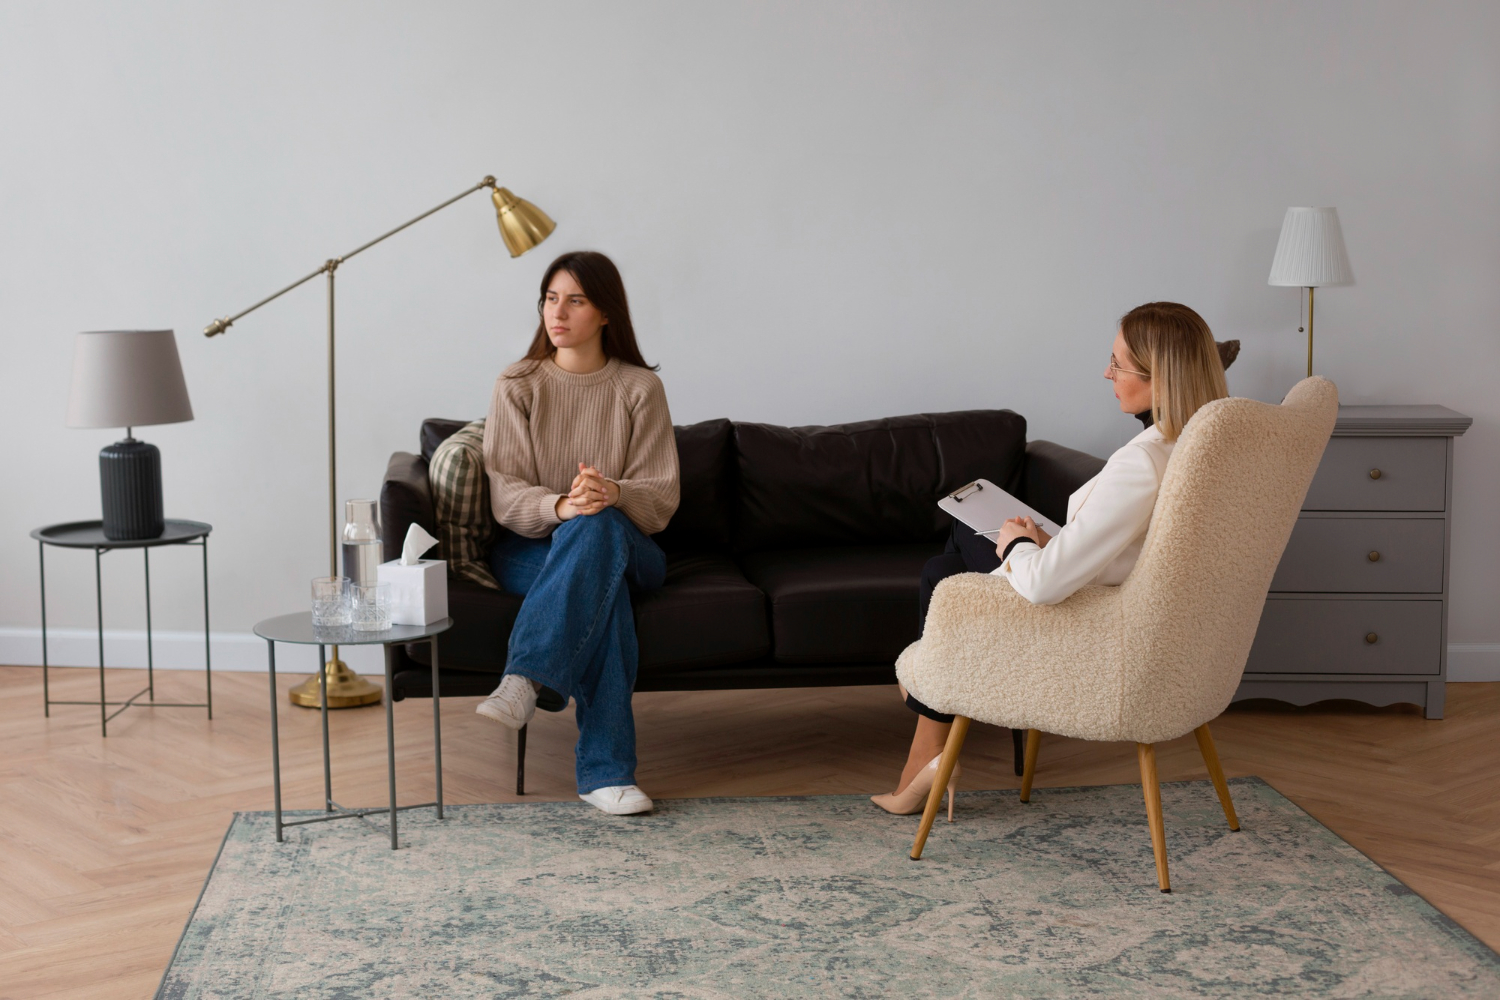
289, 657, 383, 708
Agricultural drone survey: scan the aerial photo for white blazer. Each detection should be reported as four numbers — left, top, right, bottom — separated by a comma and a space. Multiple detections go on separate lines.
997, 424, 1175, 605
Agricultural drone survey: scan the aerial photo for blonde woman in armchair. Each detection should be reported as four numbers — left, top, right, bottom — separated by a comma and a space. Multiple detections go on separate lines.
873, 302, 1230, 816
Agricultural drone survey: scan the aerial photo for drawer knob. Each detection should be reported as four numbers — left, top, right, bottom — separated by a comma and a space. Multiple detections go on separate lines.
1365, 632, 1379, 644
1369, 468, 1382, 480
1368, 551, 1381, 562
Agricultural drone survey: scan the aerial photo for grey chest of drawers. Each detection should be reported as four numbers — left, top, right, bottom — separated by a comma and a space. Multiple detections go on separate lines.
1235, 405, 1471, 719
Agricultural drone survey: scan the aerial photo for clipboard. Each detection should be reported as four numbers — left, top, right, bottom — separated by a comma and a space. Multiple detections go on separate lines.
937, 479, 1062, 538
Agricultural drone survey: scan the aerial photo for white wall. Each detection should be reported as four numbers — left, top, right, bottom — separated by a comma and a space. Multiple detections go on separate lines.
2, 1, 1497, 674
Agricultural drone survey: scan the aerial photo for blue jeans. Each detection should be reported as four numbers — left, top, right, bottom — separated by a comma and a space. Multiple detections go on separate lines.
488, 507, 666, 794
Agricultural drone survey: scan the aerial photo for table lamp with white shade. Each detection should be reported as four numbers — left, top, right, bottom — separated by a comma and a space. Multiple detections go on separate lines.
1268, 206, 1354, 377
66, 330, 195, 541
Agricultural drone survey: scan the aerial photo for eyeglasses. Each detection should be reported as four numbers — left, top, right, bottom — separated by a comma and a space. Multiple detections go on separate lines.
1107, 357, 1149, 380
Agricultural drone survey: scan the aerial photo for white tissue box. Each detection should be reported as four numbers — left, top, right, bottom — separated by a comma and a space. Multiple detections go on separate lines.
377, 559, 449, 626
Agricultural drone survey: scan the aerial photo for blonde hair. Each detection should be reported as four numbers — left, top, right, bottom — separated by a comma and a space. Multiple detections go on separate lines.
1119, 302, 1229, 441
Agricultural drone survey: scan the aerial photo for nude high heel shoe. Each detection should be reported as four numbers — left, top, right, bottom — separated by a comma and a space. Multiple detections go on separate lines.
870, 755, 961, 821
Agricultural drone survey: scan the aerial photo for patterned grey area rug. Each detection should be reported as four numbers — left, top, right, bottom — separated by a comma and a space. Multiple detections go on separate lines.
159, 777, 1500, 998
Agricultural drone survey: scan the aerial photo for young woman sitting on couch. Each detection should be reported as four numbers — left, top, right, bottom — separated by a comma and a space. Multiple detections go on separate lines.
872, 302, 1230, 817
475, 250, 680, 816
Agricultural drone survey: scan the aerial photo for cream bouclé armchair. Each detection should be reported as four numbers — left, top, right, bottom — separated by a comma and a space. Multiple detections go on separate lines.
897, 377, 1339, 892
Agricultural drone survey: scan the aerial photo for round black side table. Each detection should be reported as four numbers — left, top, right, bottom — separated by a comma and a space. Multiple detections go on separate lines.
31, 519, 213, 736
253, 612, 452, 850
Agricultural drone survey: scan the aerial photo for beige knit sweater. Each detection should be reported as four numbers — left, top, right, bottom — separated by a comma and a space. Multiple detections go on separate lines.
482, 357, 680, 539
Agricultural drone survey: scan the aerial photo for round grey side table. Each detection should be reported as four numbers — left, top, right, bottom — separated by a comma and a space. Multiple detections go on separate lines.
31, 519, 213, 736
253, 612, 452, 850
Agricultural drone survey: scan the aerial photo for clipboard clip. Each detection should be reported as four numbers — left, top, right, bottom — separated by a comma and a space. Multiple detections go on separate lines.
948, 481, 982, 502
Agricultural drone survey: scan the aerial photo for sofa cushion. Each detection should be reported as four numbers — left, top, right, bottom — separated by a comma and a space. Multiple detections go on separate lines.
741, 543, 942, 664
635, 553, 770, 671
411, 553, 769, 676
408, 577, 522, 674
428, 419, 500, 589
652, 418, 736, 556
732, 410, 1027, 552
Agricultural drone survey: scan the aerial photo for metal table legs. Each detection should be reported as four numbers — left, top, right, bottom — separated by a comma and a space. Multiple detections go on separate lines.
38, 537, 212, 736
264, 636, 444, 849
268, 640, 283, 841
385, 645, 398, 850
432, 637, 443, 820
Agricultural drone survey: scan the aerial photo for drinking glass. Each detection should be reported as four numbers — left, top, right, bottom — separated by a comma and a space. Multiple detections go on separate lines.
351, 582, 392, 632
312, 576, 351, 626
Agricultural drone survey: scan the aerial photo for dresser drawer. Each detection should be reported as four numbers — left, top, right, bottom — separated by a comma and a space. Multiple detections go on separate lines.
1246, 600, 1442, 675
1303, 437, 1447, 511
1270, 518, 1444, 593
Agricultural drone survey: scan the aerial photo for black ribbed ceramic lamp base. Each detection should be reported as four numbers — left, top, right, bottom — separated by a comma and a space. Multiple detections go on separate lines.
100, 439, 164, 540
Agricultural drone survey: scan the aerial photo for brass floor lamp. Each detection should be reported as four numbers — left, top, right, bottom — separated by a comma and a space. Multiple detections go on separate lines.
206, 176, 555, 707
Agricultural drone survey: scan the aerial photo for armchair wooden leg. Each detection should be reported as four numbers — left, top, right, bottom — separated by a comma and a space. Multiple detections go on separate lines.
1011, 728, 1025, 776
1137, 742, 1170, 893
1019, 730, 1042, 802
910, 716, 970, 860
1193, 723, 1239, 831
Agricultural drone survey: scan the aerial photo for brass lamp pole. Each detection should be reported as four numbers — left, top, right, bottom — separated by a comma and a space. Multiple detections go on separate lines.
206, 176, 555, 707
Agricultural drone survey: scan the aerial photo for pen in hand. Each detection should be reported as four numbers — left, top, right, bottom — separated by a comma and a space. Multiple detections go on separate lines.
979, 516, 1050, 536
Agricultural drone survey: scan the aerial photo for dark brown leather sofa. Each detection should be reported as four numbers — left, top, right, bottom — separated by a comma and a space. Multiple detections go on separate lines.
379, 410, 1105, 785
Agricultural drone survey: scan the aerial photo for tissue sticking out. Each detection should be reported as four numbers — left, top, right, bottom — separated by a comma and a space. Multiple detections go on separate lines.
400, 523, 440, 566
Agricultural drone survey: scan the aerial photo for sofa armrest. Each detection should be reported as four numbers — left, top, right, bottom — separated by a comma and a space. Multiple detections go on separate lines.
380, 451, 437, 559
1021, 440, 1106, 525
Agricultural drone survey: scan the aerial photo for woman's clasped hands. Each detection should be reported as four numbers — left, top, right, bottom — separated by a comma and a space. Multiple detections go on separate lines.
556, 462, 620, 520
993, 516, 1051, 557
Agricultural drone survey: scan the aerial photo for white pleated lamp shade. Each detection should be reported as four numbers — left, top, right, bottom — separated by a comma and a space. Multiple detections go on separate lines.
67, 330, 194, 429
1268, 207, 1354, 287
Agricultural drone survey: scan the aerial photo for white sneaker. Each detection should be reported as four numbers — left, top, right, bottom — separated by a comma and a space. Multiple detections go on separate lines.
475, 674, 537, 730
580, 785, 654, 815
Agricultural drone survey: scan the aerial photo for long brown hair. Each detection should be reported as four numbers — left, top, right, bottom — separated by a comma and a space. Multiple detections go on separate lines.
1119, 302, 1229, 441
511, 250, 657, 373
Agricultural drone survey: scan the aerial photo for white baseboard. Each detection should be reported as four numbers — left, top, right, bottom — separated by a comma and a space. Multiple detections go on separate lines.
1447, 644, 1500, 682
3, 626, 1498, 682
0, 627, 385, 674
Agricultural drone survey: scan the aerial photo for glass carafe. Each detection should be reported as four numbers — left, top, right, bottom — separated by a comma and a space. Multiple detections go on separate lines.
342, 499, 383, 588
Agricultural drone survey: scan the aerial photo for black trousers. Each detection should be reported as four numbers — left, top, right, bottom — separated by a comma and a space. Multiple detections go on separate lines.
907, 522, 1003, 723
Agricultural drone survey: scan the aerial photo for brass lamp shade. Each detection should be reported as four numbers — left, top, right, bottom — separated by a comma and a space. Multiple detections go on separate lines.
492, 187, 556, 257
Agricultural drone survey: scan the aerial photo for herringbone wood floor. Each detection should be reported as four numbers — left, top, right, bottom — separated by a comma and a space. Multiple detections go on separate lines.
1, 665, 1497, 998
